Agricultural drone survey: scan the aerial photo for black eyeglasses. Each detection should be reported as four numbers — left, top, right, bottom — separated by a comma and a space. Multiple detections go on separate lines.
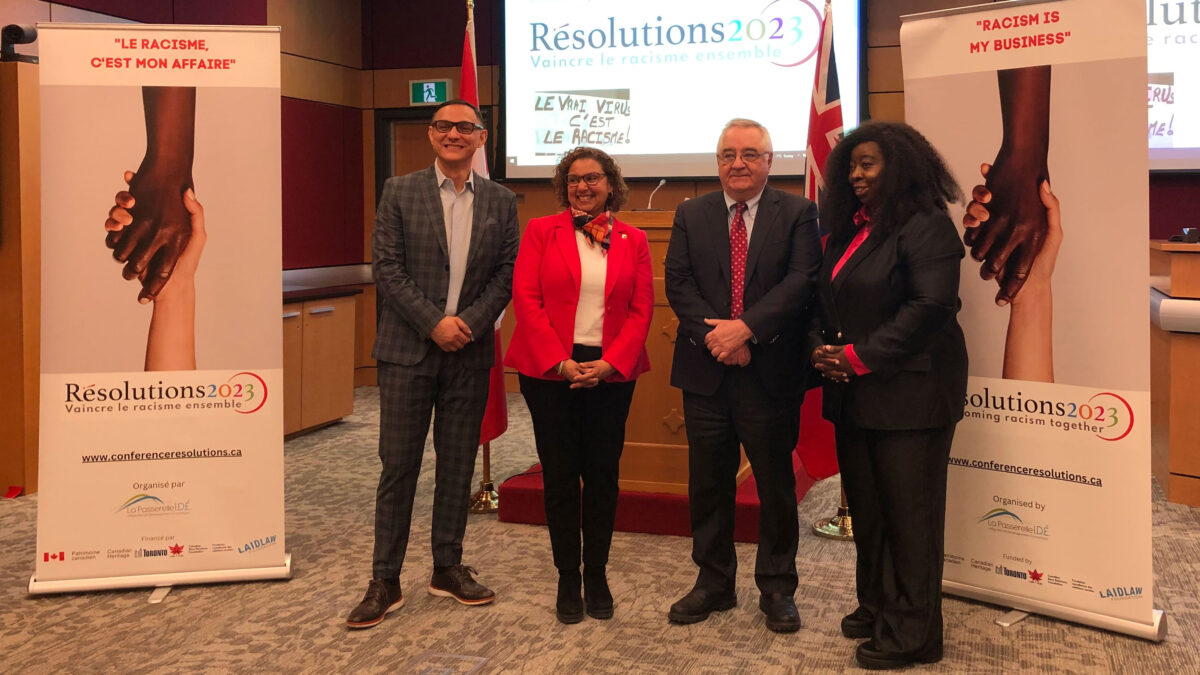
566, 173, 606, 187
430, 120, 485, 134
717, 149, 771, 165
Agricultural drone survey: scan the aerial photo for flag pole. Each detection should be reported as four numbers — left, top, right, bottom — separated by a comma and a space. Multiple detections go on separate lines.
804, 1, 852, 541
465, 0, 500, 514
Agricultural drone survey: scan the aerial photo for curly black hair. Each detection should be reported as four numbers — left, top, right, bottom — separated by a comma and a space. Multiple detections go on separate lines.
821, 121, 962, 245
551, 146, 630, 213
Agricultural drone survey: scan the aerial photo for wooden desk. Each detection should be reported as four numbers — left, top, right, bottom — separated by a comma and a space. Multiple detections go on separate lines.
1149, 240, 1200, 506
616, 211, 751, 495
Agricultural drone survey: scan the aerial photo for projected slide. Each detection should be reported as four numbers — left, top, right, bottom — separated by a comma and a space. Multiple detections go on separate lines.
1148, 2, 1200, 170
503, 0, 861, 178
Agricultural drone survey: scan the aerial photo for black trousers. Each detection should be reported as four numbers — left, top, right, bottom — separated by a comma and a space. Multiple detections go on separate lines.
682, 367, 801, 595
835, 424, 956, 655
519, 346, 636, 574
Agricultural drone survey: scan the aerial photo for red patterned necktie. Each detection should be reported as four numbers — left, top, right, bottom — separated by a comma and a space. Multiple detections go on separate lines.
730, 201, 748, 319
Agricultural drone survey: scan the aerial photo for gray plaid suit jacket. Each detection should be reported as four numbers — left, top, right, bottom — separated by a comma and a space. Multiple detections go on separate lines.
371, 165, 519, 369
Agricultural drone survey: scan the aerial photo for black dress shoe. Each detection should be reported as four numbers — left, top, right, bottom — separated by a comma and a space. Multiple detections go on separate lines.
841, 606, 874, 639
855, 640, 943, 670
346, 579, 404, 629
667, 587, 737, 624
428, 564, 495, 606
556, 572, 584, 624
583, 568, 613, 620
758, 593, 802, 633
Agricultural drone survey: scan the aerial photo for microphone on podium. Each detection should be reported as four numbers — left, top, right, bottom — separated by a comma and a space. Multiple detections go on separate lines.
638, 179, 667, 211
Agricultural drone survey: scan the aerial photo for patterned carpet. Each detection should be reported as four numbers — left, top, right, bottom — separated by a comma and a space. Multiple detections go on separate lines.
2, 387, 1198, 673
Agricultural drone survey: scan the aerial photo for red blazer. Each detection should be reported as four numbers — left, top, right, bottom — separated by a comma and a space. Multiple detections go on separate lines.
505, 210, 653, 381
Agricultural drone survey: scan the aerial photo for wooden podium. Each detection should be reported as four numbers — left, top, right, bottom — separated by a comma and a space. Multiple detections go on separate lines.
1150, 240, 1200, 506
615, 210, 751, 495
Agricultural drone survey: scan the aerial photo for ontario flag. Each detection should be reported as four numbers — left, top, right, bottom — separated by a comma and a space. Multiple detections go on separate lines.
797, 1, 842, 481
804, 0, 844, 209
461, 3, 508, 444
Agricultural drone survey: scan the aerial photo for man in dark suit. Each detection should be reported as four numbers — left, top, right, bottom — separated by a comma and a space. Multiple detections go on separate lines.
664, 119, 822, 633
347, 100, 519, 629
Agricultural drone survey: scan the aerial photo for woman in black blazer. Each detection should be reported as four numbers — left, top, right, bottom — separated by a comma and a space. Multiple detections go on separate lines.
809, 121, 967, 670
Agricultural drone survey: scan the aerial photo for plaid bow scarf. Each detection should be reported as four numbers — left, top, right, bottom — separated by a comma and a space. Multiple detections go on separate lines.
570, 209, 612, 252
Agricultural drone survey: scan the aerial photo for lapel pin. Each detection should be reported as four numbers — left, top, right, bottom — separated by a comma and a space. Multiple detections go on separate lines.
621, 233, 628, 239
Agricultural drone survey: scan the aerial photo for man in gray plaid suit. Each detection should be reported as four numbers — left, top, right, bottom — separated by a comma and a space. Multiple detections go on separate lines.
347, 100, 519, 629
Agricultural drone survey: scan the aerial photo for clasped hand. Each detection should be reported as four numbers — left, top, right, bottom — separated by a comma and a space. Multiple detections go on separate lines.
702, 318, 752, 366
962, 161, 1049, 305
558, 359, 616, 389
105, 170, 204, 303
105, 163, 195, 303
431, 316, 472, 351
812, 345, 853, 383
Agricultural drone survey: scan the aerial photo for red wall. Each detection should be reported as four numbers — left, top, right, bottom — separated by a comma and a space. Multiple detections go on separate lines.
281, 98, 365, 269
363, 0, 499, 69
52, 1, 266, 24
1150, 174, 1200, 240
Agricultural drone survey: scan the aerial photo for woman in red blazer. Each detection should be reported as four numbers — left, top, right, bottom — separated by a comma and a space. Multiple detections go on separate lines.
505, 146, 653, 624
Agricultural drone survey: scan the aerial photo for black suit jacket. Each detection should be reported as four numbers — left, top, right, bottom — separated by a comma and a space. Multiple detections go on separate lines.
808, 209, 968, 429
371, 166, 520, 369
665, 185, 822, 398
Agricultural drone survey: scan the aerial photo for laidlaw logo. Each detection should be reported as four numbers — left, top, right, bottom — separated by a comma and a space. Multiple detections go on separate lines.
238, 534, 277, 554
1099, 585, 1143, 600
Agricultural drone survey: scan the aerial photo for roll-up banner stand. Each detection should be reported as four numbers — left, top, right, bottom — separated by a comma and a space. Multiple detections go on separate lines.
31, 24, 288, 594
901, 0, 1163, 641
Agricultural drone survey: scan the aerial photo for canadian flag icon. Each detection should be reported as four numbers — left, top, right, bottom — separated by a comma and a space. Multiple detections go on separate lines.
44, 551, 65, 562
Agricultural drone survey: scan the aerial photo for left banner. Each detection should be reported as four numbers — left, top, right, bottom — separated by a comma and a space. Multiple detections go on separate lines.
32, 24, 287, 593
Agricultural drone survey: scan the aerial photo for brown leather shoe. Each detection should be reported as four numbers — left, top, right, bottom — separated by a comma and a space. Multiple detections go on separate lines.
346, 579, 403, 629
428, 564, 496, 606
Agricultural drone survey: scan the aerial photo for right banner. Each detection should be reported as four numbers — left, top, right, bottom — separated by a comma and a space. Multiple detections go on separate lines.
901, 0, 1163, 639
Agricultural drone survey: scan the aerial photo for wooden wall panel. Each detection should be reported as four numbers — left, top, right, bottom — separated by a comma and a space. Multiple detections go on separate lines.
268, 0, 362, 68
0, 62, 41, 494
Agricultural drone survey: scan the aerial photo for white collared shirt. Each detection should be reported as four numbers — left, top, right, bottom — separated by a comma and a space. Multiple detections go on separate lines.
434, 162, 474, 317
723, 188, 765, 244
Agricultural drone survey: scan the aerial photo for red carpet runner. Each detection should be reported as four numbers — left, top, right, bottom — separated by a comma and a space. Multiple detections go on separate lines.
497, 392, 837, 543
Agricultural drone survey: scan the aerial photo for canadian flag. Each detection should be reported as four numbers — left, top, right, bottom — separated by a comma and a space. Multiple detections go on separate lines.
461, 3, 508, 445
44, 551, 65, 562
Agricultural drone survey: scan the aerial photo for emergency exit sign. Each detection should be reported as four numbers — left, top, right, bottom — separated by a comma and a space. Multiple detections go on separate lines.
410, 79, 450, 106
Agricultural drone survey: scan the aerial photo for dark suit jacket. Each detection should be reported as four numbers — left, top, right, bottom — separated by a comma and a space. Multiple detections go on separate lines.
665, 185, 822, 398
371, 165, 520, 369
505, 210, 654, 382
808, 209, 968, 429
